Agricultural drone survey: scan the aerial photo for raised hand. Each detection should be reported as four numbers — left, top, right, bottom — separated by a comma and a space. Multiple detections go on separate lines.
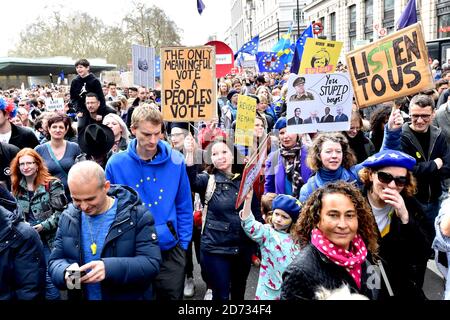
380, 187, 409, 224
387, 108, 404, 131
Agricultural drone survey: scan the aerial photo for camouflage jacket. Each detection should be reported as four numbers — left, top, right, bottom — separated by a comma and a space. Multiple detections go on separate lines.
16, 178, 68, 249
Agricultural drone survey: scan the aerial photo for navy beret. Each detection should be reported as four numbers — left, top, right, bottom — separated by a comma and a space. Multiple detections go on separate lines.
274, 117, 287, 130
227, 90, 239, 101
362, 149, 416, 171
272, 194, 302, 222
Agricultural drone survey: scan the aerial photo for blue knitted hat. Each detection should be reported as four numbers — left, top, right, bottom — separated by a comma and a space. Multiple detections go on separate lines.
272, 194, 302, 222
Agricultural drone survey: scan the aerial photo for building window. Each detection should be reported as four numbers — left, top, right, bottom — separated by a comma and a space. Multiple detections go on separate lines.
365, 0, 373, 42
293, 9, 304, 24
438, 9, 450, 38
330, 12, 336, 41
383, 0, 395, 33
349, 5, 357, 50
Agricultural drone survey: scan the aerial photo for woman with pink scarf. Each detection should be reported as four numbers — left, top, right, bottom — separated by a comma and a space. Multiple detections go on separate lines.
281, 181, 380, 300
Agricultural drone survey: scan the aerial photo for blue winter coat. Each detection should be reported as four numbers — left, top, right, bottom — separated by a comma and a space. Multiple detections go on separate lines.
48, 185, 161, 300
0, 188, 46, 300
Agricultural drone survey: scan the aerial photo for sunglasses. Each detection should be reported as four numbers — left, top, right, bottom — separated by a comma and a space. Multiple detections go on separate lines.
376, 171, 408, 187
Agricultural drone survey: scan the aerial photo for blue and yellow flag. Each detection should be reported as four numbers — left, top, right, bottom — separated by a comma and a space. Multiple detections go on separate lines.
272, 22, 293, 64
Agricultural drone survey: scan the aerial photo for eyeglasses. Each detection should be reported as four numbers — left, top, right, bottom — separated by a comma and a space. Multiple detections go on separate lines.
19, 161, 36, 168
410, 114, 431, 121
170, 133, 185, 138
18, 104, 26, 107
376, 171, 408, 187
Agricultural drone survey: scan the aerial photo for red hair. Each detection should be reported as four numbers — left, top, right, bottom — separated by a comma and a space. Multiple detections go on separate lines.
10, 148, 55, 195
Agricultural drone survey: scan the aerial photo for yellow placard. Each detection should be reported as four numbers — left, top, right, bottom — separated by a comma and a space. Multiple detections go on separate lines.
346, 22, 433, 108
234, 95, 257, 147
299, 38, 343, 74
161, 46, 216, 121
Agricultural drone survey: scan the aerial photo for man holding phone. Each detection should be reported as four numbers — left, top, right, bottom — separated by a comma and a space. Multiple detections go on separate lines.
48, 161, 161, 300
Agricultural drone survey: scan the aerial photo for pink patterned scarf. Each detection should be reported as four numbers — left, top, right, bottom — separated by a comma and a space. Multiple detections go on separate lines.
311, 228, 368, 289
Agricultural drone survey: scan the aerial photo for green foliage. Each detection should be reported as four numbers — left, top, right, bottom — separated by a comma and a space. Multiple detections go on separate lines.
8, 2, 182, 69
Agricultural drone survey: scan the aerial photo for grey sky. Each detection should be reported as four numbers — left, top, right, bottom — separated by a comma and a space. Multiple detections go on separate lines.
1, 0, 231, 56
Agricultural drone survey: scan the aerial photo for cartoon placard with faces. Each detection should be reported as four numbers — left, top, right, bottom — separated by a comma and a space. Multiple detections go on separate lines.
286, 73, 354, 134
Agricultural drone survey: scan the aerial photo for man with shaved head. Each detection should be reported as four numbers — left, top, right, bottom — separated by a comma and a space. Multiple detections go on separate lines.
48, 161, 161, 300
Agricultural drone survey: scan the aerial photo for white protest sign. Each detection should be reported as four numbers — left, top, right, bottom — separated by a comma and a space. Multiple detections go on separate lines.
45, 98, 65, 112
286, 73, 353, 134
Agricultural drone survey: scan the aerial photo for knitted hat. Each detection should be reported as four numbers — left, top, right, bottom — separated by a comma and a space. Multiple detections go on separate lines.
361, 149, 416, 171
272, 194, 302, 222
274, 117, 287, 130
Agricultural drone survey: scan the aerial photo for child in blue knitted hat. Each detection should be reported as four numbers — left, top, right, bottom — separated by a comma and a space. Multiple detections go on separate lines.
240, 190, 301, 300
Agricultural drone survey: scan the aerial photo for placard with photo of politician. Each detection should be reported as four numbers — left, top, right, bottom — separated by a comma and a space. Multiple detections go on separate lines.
334, 106, 349, 122
320, 107, 334, 123
303, 110, 320, 124
287, 108, 304, 125
289, 77, 315, 102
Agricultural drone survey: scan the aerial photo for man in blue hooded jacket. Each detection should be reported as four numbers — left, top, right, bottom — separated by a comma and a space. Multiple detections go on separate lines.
105, 105, 193, 300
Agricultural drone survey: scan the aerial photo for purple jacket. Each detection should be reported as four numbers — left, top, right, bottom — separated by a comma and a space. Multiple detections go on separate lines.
264, 145, 312, 195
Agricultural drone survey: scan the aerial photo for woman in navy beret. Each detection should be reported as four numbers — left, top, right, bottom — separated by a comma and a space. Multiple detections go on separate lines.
359, 149, 432, 299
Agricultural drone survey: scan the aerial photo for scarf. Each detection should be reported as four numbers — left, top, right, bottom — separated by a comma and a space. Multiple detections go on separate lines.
280, 143, 303, 198
311, 228, 368, 289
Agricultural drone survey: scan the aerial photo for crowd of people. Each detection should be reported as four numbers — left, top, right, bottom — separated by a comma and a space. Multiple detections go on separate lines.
0, 57, 450, 301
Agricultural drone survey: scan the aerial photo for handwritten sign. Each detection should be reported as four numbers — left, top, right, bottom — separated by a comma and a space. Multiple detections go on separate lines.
235, 135, 269, 209
300, 38, 343, 74
235, 95, 257, 147
161, 46, 216, 122
45, 98, 64, 112
286, 73, 353, 134
346, 22, 433, 108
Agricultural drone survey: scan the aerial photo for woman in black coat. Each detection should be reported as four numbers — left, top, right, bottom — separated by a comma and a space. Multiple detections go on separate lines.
281, 181, 380, 300
359, 149, 432, 299
184, 137, 263, 301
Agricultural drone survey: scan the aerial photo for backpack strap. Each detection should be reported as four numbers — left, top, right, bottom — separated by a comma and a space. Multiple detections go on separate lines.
201, 174, 216, 234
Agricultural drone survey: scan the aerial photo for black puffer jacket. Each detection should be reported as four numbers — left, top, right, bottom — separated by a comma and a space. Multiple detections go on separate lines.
0, 186, 46, 300
281, 244, 379, 300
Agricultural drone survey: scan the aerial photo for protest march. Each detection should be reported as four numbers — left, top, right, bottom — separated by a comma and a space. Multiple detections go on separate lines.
1, 0, 450, 307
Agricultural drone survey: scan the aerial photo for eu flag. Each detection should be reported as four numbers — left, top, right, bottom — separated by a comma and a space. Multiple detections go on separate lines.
234, 35, 259, 59
197, 0, 205, 15
155, 56, 161, 77
290, 24, 313, 74
396, 0, 417, 30
257, 52, 284, 73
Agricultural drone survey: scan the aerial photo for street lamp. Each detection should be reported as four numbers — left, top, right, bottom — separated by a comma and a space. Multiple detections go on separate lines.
277, 18, 280, 41
296, 0, 300, 37
235, 33, 238, 51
